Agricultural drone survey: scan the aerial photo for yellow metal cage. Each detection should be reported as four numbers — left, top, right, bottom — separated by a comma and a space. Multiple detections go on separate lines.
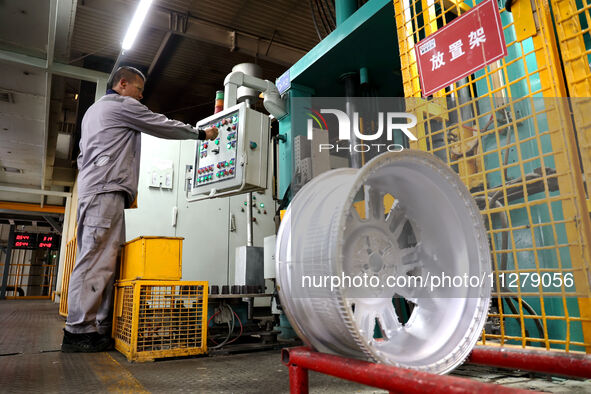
113, 280, 208, 362
393, 0, 591, 352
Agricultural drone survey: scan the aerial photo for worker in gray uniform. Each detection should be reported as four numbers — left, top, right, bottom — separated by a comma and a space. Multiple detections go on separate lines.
61, 66, 218, 352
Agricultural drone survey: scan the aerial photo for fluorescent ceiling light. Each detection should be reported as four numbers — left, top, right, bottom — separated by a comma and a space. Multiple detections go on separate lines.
122, 0, 153, 50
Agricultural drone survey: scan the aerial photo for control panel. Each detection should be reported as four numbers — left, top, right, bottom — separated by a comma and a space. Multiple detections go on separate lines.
190, 102, 270, 198
195, 110, 239, 186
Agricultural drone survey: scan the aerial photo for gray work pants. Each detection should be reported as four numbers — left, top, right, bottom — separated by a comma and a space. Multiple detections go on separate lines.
66, 192, 126, 334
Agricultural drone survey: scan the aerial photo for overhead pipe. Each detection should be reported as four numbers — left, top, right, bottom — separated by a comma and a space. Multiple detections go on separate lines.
335, 0, 358, 26
41, 0, 59, 207
340, 71, 362, 168
223, 71, 286, 119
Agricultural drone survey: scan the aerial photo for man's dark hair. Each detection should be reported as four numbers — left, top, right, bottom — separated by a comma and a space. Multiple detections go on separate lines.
109, 66, 146, 89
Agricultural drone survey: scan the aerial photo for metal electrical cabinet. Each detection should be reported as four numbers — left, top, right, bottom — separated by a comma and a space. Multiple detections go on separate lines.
174, 139, 231, 285
190, 102, 270, 199
125, 134, 181, 241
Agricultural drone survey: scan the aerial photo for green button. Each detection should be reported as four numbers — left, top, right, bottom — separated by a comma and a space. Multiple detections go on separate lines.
215, 140, 219, 145
227, 143, 231, 149
260, 203, 264, 208
243, 201, 247, 206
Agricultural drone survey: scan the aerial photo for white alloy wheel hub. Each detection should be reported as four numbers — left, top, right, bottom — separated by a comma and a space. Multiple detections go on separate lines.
276, 150, 491, 374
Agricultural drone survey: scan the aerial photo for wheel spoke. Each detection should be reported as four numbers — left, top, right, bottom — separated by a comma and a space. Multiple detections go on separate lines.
352, 302, 376, 341
386, 201, 406, 237
365, 186, 384, 220
399, 244, 423, 273
375, 302, 403, 339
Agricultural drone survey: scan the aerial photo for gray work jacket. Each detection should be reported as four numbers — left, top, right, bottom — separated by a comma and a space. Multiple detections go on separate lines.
77, 93, 201, 206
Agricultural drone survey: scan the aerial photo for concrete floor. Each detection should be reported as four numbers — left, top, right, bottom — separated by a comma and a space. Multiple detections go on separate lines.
0, 300, 590, 393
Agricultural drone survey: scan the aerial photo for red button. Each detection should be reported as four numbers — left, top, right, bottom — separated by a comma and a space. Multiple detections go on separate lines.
232, 125, 236, 130
217, 163, 221, 168
229, 168, 234, 174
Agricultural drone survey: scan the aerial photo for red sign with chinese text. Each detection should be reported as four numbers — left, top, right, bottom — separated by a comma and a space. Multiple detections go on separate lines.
414, 0, 507, 97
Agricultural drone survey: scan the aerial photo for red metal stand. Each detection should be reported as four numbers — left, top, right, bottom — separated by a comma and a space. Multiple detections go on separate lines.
289, 364, 309, 393
282, 347, 532, 394
469, 346, 591, 379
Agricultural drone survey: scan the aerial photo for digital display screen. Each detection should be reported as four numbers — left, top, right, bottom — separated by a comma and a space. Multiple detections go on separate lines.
12, 233, 60, 249
13, 233, 35, 249
37, 234, 60, 249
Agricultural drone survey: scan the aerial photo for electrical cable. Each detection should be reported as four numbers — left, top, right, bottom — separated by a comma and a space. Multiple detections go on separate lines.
501, 110, 513, 182
309, 0, 324, 40
210, 305, 233, 348
321, 0, 336, 28
316, 0, 334, 32
316, 0, 332, 36
207, 309, 226, 345
209, 304, 242, 349
224, 305, 244, 345
207, 310, 221, 326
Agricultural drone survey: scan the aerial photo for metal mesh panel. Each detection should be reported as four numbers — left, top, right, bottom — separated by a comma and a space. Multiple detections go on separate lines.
59, 237, 77, 317
551, 0, 591, 213
115, 285, 134, 346
113, 281, 208, 362
137, 284, 206, 351
550, 0, 591, 97
393, 0, 591, 352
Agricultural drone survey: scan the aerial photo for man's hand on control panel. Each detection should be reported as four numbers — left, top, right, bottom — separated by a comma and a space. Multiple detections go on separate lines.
204, 126, 218, 140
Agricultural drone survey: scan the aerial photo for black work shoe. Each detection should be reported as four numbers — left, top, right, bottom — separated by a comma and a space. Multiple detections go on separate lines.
61, 329, 113, 353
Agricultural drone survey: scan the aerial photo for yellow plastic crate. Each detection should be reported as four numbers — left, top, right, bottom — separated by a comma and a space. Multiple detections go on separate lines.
113, 280, 208, 362
120, 236, 183, 281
